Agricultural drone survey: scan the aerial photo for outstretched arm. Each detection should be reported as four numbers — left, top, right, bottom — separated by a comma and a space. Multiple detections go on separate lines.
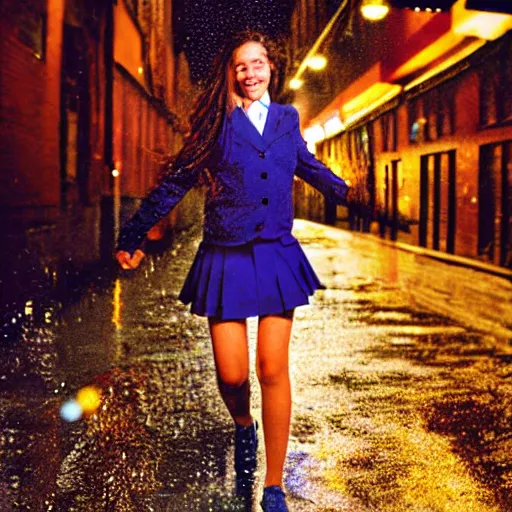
292, 111, 349, 205
117, 166, 200, 259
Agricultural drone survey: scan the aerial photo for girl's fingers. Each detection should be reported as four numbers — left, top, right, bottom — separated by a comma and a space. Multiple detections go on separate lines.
131, 249, 145, 268
116, 251, 141, 270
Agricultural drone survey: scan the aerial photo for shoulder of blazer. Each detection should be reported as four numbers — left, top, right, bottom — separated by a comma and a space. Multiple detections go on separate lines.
273, 103, 299, 127
261, 103, 299, 146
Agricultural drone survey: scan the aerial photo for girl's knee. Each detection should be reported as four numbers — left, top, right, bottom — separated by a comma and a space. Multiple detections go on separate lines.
256, 361, 288, 387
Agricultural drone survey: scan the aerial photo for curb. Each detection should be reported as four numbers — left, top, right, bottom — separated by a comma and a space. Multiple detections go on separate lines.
368, 234, 512, 282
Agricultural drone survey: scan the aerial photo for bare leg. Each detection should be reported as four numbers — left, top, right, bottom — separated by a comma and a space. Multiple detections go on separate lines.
208, 318, 253, 427
256, 312, 293, 488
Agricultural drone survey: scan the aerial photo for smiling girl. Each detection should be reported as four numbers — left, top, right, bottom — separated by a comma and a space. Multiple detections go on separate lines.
116, 31, 348, 511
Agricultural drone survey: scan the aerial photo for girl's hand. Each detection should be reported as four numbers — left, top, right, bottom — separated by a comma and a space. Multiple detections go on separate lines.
116, 249, 145, 270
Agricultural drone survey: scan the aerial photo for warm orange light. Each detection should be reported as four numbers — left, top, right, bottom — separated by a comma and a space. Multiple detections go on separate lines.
342, 83, 402, 127
114, 2, 144, 80
307, 55, 328, 70
76, 386, 102, 415
453, 12, 512, 40
361, 0, 390, 21
24, 300, 34, 316
323, 115, 345, 138
112, 278, 122, 329
303, 124, 325, 154
404, 39, 486, 91
304, 124, 326, 144
289, 78, 304, 90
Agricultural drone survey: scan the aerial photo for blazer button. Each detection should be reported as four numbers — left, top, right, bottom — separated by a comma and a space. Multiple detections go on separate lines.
261, 172, 268, 179
259, 152, 265, 158
261, 197, 269, 205
255, 222, 264, 232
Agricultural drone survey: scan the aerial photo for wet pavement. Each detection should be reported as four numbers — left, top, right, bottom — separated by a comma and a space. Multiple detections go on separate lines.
1, 220, 511, 511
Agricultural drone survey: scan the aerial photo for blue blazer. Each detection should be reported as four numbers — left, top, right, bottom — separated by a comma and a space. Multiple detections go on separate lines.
118, 103, 348, 255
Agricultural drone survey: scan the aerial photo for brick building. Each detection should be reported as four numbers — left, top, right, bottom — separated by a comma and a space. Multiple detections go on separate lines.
0, 0, 195, 310
295, 1, 512, 269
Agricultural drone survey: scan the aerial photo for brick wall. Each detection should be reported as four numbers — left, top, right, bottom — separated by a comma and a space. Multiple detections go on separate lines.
0, 0, 64, 217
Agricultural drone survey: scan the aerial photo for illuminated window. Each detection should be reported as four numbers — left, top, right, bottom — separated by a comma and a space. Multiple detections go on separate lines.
358, 126, 370, 163
409, 83, 456, 144
408, 99, 426, 144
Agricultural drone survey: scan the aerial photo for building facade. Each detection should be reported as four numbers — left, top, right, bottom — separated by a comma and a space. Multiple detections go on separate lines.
0, 0, 195, 311
300, 2, 512, 269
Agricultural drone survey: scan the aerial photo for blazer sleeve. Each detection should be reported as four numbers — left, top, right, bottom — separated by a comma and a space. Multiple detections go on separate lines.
117, 165, 200, 256
292, 109, 349, 205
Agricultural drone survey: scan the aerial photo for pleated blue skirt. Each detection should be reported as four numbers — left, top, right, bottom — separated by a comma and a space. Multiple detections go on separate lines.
178, 234, 324, 320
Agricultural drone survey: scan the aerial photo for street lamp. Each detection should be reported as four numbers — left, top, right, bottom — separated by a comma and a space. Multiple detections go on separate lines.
361, 0, 390, 21
290, 77, 304, 90
306, 55, 328, 70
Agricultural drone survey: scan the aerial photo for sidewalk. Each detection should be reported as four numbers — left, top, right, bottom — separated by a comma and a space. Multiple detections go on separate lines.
299, 220, 512, 345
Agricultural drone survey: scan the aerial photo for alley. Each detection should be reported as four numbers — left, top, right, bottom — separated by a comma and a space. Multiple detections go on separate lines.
1, 220, 511, 511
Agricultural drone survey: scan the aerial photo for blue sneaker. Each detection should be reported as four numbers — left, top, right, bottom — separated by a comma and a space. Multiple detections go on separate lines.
261, 486, 288, 511
235, 420, 258, 494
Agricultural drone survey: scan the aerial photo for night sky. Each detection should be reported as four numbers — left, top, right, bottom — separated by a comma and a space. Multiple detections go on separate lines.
173, 0, 296, 82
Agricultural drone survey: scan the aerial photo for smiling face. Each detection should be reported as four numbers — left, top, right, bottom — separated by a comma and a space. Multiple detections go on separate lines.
232, 41, 272, 103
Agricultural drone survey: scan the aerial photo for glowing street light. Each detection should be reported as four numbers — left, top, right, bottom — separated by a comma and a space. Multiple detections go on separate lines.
306, 54, 328, 70
289, 77, 304, 90
361, 0, 390, 21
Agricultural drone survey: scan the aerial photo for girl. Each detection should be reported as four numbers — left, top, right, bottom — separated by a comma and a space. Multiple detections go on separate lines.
116, 31, 348, 512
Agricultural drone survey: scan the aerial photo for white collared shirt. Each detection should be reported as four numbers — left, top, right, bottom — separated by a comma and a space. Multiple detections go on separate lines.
246, 90, 271, 135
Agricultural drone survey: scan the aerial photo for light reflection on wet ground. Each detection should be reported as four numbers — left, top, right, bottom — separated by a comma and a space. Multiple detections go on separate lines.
289, 221, 511, 511
1, 220, 511, 511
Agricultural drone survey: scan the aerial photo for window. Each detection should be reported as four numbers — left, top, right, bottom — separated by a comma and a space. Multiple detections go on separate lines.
408, 98, 426, 144
424, 90, 438, 142
437, 84, 456, 137
480, 66, 500, 127
480, 36, 512, 127
422, 85, 456, 142
8, 1, 47, 61
380, 110, 397, 152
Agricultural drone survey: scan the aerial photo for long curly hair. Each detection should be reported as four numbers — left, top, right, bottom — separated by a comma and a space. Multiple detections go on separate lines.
167, 30, 288, 177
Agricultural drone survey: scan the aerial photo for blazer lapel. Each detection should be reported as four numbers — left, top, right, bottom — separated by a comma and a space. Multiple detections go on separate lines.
230, 103, 296, 152
262, 103, 295, 146
231, 107, 266, 153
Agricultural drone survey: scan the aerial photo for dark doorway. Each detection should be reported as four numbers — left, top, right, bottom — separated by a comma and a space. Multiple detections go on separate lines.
478, 140, 512, 268
419, 150, 456, 253
382, 160, 401, 241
